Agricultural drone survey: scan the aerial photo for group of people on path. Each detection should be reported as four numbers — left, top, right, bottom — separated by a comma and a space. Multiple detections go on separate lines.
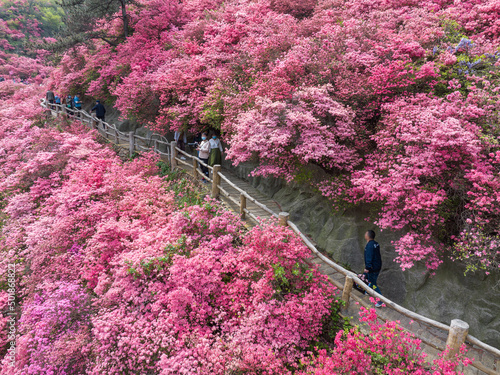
174, 129, 224, 183
46, 90, 106, 121
196, 132, 223, 179
46, 91, 80, 114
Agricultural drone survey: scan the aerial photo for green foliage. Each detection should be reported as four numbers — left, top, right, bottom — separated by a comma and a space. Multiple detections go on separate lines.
307, 298, 351, 353
294, 164, 315, 185
440, 18, 466, 44
125, 236, 190, 280
157, 160, 206, 208
0, 0, 65, 55
271, 261, 315, 297
201, 87, 226, 130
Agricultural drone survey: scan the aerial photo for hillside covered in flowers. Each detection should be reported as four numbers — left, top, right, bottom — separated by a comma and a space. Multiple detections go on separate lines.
0, 82, 473, 373
45, 0, 500, 275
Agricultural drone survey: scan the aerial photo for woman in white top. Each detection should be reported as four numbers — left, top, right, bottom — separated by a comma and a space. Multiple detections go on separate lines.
208, 133, 223, 166
196, 132, 210, 177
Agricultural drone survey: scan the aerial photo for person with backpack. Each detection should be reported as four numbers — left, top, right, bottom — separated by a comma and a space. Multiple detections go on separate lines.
65, 95, 74, 115
54, 95, 61, 112
363, 230, 383, 308
174, 130, 187, 159
208, 133, 223, 166
73, 94, 82, 109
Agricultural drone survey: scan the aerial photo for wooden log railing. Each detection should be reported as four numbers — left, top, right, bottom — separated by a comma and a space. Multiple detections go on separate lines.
41, 99, 500, 373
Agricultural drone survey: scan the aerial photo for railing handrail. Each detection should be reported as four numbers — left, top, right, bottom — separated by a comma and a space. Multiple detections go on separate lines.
41, 99, 500, 363
175, 146, 213, 170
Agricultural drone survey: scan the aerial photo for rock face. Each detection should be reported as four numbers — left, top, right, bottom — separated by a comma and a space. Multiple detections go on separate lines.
224, 161, 500, 348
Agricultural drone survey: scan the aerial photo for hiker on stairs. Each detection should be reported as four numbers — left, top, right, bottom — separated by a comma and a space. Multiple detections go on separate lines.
65, 95, 74, 115
363, 230, 384, 308
91, 100, 106, 128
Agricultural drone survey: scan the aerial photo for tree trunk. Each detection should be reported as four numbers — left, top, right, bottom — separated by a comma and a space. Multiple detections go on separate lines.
120, 0, 128, 38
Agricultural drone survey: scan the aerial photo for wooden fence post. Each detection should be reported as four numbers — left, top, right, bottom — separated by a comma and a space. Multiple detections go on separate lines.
278, 212, 289, 226
445, 320, 469, 359
341, 276, 354, 309
211, 165, 221, 198
114, 128, 118, 144
170, 141, 177, 167
240, 194, 247, 220
154, 139, 158, 154
192, 157, 198, 178
129, 131, 135, 158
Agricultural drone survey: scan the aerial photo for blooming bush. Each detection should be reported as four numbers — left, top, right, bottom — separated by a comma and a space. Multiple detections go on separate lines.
297, 306, 473, 375
0, 84, 340, 374
0, 84, 473, 373
47, 0, 500, 274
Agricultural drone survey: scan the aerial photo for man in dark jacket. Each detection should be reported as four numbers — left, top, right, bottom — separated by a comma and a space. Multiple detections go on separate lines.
91, 100, 106, 129
46, 90, 55, 104
363, 230, 383, 307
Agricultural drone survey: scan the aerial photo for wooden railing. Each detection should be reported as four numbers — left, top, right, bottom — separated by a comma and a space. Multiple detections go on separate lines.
42, 101, 172, 160
42, 99, 500, 373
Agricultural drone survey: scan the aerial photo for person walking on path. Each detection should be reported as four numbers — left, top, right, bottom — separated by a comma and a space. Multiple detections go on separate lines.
196, 132, 210, 182
73, 94, 82, 117
55, 95, 61, 105
208, 133, 223, 166
73, 94, 82, 109
363, 230, 383, 308
91, 100, 106, 127
65, 95, 74, 115
46, 90, 55, 105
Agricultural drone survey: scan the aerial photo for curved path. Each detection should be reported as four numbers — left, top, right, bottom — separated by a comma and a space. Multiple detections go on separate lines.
43, 102, 499, 375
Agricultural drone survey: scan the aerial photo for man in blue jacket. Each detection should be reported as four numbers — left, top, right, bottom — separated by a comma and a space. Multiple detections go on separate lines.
73, 94, 82, 109
363, 230, 383, 307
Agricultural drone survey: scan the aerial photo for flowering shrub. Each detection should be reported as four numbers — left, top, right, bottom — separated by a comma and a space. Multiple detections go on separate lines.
0, 84, 473, 373
47, 0, 500, 274
0, 84, 340, 374
297, 306, 473, 375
